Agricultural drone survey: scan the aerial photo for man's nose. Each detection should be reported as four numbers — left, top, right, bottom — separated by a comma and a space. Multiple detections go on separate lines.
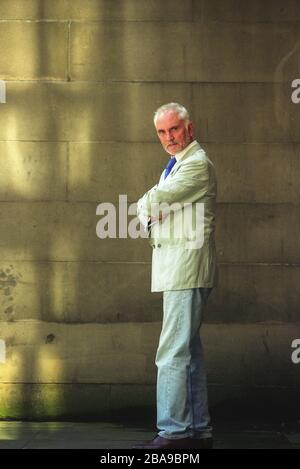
166, 132, 174, 141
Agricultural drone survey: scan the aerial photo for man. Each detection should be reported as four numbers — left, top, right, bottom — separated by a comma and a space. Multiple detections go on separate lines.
134, 103, 218, 450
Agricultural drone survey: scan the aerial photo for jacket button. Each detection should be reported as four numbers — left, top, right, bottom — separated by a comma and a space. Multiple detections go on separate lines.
157, 244, 161, 248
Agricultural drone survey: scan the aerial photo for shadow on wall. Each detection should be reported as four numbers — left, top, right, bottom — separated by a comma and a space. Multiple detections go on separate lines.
0, 0, 165, 422
1, 0, 300, 423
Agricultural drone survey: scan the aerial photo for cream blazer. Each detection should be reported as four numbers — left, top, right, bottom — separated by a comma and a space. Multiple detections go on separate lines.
137, 141, 218, 292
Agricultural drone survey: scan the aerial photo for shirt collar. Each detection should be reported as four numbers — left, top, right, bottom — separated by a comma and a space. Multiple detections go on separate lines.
173, 140, 198, 162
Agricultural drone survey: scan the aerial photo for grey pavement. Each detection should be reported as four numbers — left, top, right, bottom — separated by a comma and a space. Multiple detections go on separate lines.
0, 420, 299, 449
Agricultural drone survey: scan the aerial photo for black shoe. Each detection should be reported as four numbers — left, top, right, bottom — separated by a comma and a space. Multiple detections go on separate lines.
132, 435, 213, 450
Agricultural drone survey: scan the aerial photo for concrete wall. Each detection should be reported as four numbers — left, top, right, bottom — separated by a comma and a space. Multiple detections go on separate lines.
0, 0, 299, 419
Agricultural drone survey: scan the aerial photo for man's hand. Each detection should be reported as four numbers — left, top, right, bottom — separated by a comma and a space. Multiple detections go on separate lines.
150, 213, 168, 223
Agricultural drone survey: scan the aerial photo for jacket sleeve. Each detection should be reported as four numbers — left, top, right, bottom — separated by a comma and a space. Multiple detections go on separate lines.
136, 184, 158, 229
142, 159, 210, 216
136, 194, 150, 230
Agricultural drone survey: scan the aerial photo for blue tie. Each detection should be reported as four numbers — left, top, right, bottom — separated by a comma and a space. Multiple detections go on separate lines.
164, 157, 176, 179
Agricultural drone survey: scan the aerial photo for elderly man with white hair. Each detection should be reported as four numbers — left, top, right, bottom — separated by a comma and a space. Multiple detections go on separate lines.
133, 103, 218, 450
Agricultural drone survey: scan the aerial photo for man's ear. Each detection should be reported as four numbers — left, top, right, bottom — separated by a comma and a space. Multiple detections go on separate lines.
187, 122, 194, 139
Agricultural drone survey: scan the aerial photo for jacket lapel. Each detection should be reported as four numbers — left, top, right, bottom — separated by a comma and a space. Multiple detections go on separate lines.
168, 142, 202, 178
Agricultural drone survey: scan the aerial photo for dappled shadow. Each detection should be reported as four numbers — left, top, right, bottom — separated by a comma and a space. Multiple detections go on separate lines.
0, 0, 300, 433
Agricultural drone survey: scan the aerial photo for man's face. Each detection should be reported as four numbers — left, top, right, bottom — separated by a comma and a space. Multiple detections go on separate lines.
155, 111, 194, 155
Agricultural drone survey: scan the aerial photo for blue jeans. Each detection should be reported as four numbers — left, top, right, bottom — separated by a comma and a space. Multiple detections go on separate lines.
155, 288, 212, 440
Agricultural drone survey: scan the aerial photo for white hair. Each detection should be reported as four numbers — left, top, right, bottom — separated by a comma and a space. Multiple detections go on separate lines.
153, 102, 190, 126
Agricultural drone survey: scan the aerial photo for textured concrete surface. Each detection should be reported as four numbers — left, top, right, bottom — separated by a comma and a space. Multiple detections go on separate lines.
1, 262, 300, 323
70, 22, 300, 83
0, 0, 300, 419
0, 142, 68, 201
0, 22, 68, 80
0, 0, 299, 22
0, 83, 298, 142
0, 322, 299, 420
1, 203, 300, 263
0, 0, 196, 21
